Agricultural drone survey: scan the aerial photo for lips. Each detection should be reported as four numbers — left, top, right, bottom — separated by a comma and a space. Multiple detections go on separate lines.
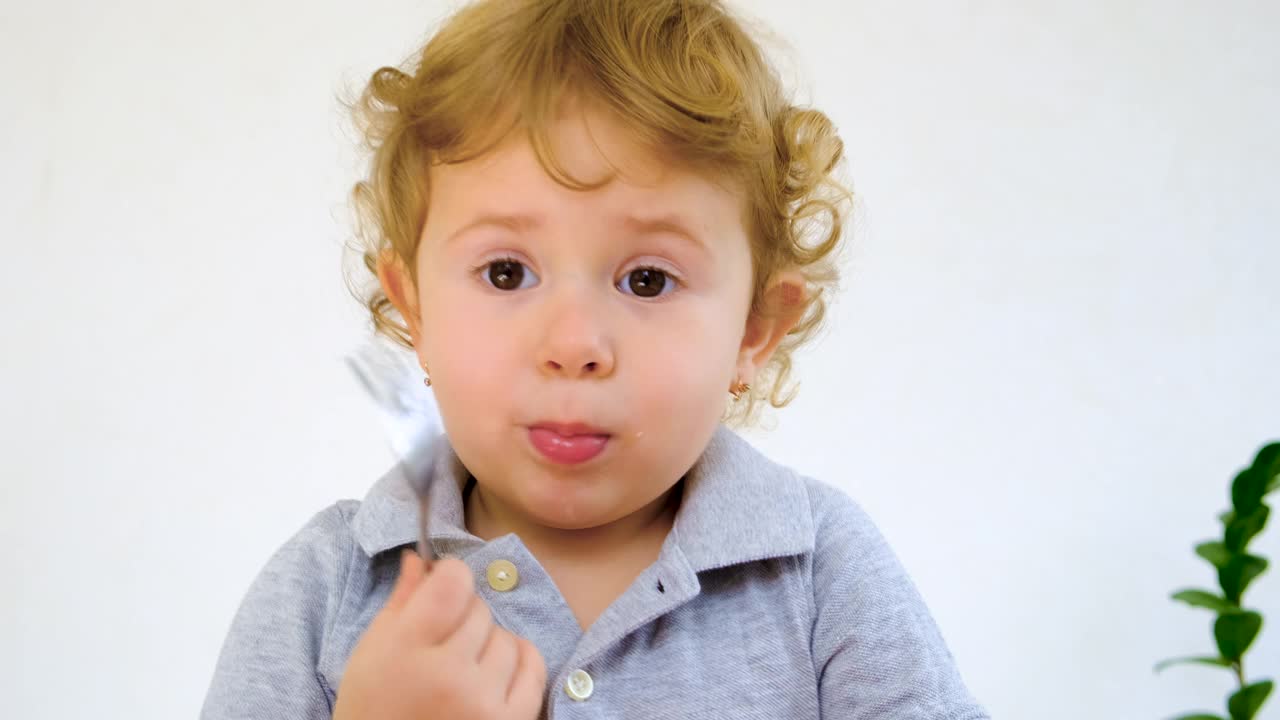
527, 422, 611, 464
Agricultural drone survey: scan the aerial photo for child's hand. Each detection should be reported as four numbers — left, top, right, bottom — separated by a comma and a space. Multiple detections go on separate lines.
333, 551, 547, 720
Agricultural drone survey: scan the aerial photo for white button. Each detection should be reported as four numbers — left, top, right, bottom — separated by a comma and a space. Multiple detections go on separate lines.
486, 559, 519, 592
564, 669, 594, 701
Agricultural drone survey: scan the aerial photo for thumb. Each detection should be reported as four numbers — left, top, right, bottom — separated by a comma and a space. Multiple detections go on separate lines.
385, 548, 425, 612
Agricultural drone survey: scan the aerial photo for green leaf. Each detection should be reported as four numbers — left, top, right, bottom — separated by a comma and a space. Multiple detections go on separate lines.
1215, 611, 1263, 660
1221, 509, 1236, 526
1253, 443, 1280, 495
1220, 554, 1269, 603
1225, 504, 1271, 553
1154, 655, 1235, 673
1170, 714, 1227, 720
1253, 443, 1280, 469
1171, 589, 1238, 613
1198, 541, 1233, 569
1233, 467, 1266, 516
1228, 679, 1273, 720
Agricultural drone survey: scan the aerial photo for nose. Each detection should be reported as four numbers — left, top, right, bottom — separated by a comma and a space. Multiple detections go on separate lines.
536, 287, 615, 380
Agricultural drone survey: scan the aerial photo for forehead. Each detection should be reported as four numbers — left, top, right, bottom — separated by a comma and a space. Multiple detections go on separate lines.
427, 100, 747, 228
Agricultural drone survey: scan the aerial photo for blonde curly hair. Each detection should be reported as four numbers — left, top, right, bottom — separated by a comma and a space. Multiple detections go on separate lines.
346, 0, 852, 426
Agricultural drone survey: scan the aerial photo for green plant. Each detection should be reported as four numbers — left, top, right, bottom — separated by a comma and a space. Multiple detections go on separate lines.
1157, 441, 1280, 720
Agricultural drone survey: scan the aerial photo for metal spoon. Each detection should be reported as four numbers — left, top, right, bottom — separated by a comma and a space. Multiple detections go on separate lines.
345, 340, 442, 570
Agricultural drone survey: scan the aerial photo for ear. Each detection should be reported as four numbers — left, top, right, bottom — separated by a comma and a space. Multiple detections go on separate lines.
375, 249, 422, 345
735, 270, 807, 387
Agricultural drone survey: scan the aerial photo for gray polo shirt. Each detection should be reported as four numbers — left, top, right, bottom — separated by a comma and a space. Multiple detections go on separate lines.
201, 425, 989, 719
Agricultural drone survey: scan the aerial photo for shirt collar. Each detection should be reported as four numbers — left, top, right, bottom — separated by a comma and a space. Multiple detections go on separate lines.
349, 424, 814, 571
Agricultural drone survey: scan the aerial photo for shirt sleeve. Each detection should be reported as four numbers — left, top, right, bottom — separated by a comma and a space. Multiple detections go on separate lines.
200, 503, 356, 720
806, 480, 990, 720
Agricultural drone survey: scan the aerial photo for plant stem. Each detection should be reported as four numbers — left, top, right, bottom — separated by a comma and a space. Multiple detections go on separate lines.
1234, 660, 1245, 687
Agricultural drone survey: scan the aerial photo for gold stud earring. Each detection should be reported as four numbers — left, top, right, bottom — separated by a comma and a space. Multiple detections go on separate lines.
421, 361, 432, 387
729, 380, 750, 400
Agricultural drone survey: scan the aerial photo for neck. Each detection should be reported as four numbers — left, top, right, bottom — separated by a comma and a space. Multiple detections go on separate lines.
464, 479, 681, 562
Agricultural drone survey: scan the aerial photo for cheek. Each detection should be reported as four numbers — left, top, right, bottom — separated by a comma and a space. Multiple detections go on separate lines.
420, 277, 511, 369
419, 296, 515, 423
625, 306, 739, 414
623, 343, 727, 474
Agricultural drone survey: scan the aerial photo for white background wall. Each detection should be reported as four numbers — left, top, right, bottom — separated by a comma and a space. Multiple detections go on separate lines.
3, 1, 1278, 718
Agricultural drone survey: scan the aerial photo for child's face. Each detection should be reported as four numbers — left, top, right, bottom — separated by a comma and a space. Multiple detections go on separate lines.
382, 100, 790, 533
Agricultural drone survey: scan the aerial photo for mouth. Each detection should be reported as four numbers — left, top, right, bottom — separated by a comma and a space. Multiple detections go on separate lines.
526, 422, 612, 465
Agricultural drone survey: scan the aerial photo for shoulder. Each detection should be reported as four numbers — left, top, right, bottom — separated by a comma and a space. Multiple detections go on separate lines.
795, 475, 923, 624
800, 476, 902, 575
215, 500, 368, 664
707, 440, 953, 667
202, 501, 366, 717
683, 427, 894, 571
796, 476, 988, 717
291, 500, 362, 553
800, 475, 877, 537
260, 501, 362, 587
286, 500, 361, 545
228, 500, 364, 634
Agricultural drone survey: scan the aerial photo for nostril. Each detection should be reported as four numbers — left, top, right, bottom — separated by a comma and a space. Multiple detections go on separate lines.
584, 361, 597, 373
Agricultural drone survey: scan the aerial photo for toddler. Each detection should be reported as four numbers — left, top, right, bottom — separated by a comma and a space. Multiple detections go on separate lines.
202, 1, 989, 718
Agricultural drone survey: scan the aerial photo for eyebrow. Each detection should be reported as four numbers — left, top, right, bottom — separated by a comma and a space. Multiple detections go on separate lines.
620, 212, 708, 251
445, 212, 542, 244
445, 211, 709, 251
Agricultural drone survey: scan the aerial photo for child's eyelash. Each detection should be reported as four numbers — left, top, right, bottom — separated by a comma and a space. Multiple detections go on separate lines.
629, 263, 676, 278
470, 255, 524, 274
625, 263, 681, 282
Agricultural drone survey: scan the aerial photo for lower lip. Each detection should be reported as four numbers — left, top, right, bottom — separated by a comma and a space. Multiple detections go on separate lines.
527, 427, 610, 464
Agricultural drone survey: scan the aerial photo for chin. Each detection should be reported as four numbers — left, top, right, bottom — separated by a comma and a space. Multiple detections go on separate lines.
516, 476, 620, 529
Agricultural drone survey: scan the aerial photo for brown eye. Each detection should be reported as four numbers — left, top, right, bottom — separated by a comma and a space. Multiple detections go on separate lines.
623, 267, 669, 298
486, 260, 530, 291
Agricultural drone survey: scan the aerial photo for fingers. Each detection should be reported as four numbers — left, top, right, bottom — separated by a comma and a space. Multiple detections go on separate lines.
446, 593, 496, 661
387, 552, 545, 715
478, 626, 519, 690
506, 636, 547, 710
385, 549, 424, 612
402, 557, 475, 645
